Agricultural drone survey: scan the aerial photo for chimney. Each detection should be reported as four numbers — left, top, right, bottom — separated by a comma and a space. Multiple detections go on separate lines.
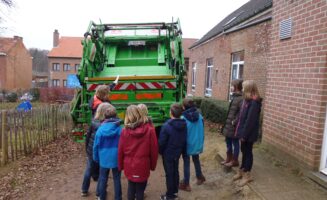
13, 36, 23, 42
53, 29, 59, 47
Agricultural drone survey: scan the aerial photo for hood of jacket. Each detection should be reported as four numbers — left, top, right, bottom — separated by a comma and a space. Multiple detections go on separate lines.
182, 107, 199, 122
125, 123, 150, 138
97, 117, 121, 137
167, 118, 187, 131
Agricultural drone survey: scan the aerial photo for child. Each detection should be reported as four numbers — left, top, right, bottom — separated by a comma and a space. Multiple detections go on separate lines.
81, 107, 102, 197
159, 103, 187, 200
89, 75, 119, 116
221, 79, 243, 167
118, 105, 158, 200
93, 103, 122, 200
137, 103, 153, 124
233, 80, 262, 187
179, 98, 205, 192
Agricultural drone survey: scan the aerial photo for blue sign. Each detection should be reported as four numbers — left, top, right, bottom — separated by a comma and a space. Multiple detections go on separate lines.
67, 74, 82, 88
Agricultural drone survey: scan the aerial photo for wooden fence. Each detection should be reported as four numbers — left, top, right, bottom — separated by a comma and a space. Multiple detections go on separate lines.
0, 104, 72, 166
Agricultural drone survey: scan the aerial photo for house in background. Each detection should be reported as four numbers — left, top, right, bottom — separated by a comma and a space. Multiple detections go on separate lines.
183, 38, 198, 87
47, 30, 83, 87
188, 0, 272, 100
263, 0, 327, 172
0, 36, 32, 91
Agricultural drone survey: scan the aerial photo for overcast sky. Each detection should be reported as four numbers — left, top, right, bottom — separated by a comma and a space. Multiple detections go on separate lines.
1, 0, 249, 50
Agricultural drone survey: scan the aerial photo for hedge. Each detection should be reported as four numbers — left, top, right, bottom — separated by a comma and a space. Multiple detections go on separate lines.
193, 97, 229, 124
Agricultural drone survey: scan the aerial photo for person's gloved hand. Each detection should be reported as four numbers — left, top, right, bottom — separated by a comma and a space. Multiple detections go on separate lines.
114, 75, 120, 84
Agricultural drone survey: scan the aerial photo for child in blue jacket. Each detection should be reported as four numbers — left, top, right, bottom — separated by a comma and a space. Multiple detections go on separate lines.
93, 103, 122, 200
179, 98, 205, 192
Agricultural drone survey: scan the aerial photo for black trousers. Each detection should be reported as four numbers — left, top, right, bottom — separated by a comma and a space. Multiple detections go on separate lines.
163, 157, 179, 198
127, 180, 147, 200
240, 141, 254, 172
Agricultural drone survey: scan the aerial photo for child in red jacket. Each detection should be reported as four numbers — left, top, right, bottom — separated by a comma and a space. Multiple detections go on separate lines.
118, 105, 158, 200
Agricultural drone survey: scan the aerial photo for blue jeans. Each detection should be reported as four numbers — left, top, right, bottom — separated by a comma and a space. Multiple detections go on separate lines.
98, 167, 122, 200
226, 137, 240, 158
182, 154, 203, 184
82, 158, 99, 194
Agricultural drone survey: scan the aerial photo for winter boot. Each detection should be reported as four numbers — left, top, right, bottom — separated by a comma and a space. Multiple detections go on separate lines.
238, 172, 253, 187
224, 157, 239, 167
220, 152, 233, 165
179, 181, 191, 192
196, 175, 206, 185
232, 169, 243, 181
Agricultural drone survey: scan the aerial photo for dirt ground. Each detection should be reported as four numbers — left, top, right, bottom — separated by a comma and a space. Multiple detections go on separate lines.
1, 124, 261, 200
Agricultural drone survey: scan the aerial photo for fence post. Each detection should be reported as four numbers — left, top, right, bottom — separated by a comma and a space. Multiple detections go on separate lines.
1, 111, 8, 165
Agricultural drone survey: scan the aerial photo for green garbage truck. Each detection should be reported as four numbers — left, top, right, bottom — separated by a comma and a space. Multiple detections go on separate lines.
71, 20, 186, 129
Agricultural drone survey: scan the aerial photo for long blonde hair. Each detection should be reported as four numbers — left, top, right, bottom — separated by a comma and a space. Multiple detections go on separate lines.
124, 105, 143, 128
242, 80, 261, 100
137, 104, 149, 123
95, 103, 116, 121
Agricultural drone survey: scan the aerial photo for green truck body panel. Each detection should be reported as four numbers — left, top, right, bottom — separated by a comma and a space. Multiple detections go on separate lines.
71, 21, 186, 127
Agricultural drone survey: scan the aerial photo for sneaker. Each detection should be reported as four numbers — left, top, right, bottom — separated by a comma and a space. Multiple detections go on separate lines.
160, 194, 176, 200
196, 175, 206, 185
179, 182, 191, 192
81, 192, 88, 197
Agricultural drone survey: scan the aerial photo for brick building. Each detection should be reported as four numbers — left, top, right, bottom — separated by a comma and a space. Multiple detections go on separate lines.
263, 0, 327, 171
188, 0, 272, 100
0, 36, 32, 91
47, 30, 83, 87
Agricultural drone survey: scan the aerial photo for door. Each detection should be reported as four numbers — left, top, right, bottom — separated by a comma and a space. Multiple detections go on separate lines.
320, 106, 327, 175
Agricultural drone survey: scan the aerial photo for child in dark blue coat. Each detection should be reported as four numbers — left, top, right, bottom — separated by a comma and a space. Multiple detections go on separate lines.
159, 103, 187, 200
233, 80, 262, 187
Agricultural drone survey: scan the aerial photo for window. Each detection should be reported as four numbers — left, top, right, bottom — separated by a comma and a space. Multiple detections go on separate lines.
231, 51, 244, 80
52, 63, 60, 71
75, 64, 80, 72
63, 79, 67, 87
191, 62, 197, 91
63, 63, 71, 71
52, 79, 60, 87
230, 51, 244, 99
205, 58, 213, 97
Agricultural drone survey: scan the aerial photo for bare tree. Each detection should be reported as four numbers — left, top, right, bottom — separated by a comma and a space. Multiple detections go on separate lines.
0, 0, 14, 33
29, 48, 49, 73
1, 0, 13, 7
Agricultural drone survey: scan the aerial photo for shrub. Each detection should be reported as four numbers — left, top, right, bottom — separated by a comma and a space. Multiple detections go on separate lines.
6, 92, 18, 102
199, 98, 229, 124
192, 97, 203, 108
29, 88, 40, 101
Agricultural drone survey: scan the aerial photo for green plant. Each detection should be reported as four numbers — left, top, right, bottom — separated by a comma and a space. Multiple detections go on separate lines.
199, 98, 229, 124
6, 92, 18, 102
192, 97, 203, 108
29, 88, 40, 101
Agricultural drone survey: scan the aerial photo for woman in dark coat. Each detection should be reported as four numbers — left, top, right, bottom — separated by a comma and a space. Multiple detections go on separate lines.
221, 79, 243, 167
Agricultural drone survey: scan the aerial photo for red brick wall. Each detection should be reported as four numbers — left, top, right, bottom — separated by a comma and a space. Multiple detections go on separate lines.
48, 57, 81, 87
188, 21, 271, 100
263, 0, 327, 169
4, 40, 32, 91
0, 56, 6, 90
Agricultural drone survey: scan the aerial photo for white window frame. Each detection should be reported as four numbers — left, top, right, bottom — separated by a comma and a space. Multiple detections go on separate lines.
205, 58, 213, 97
52, 79, 60, 87
63, 79, 67, 87
75, 64, 80, 72
191, 62, 197, 91
63, 63, 70, 71
52, 63, 60, 71
230, 52, 244, 100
